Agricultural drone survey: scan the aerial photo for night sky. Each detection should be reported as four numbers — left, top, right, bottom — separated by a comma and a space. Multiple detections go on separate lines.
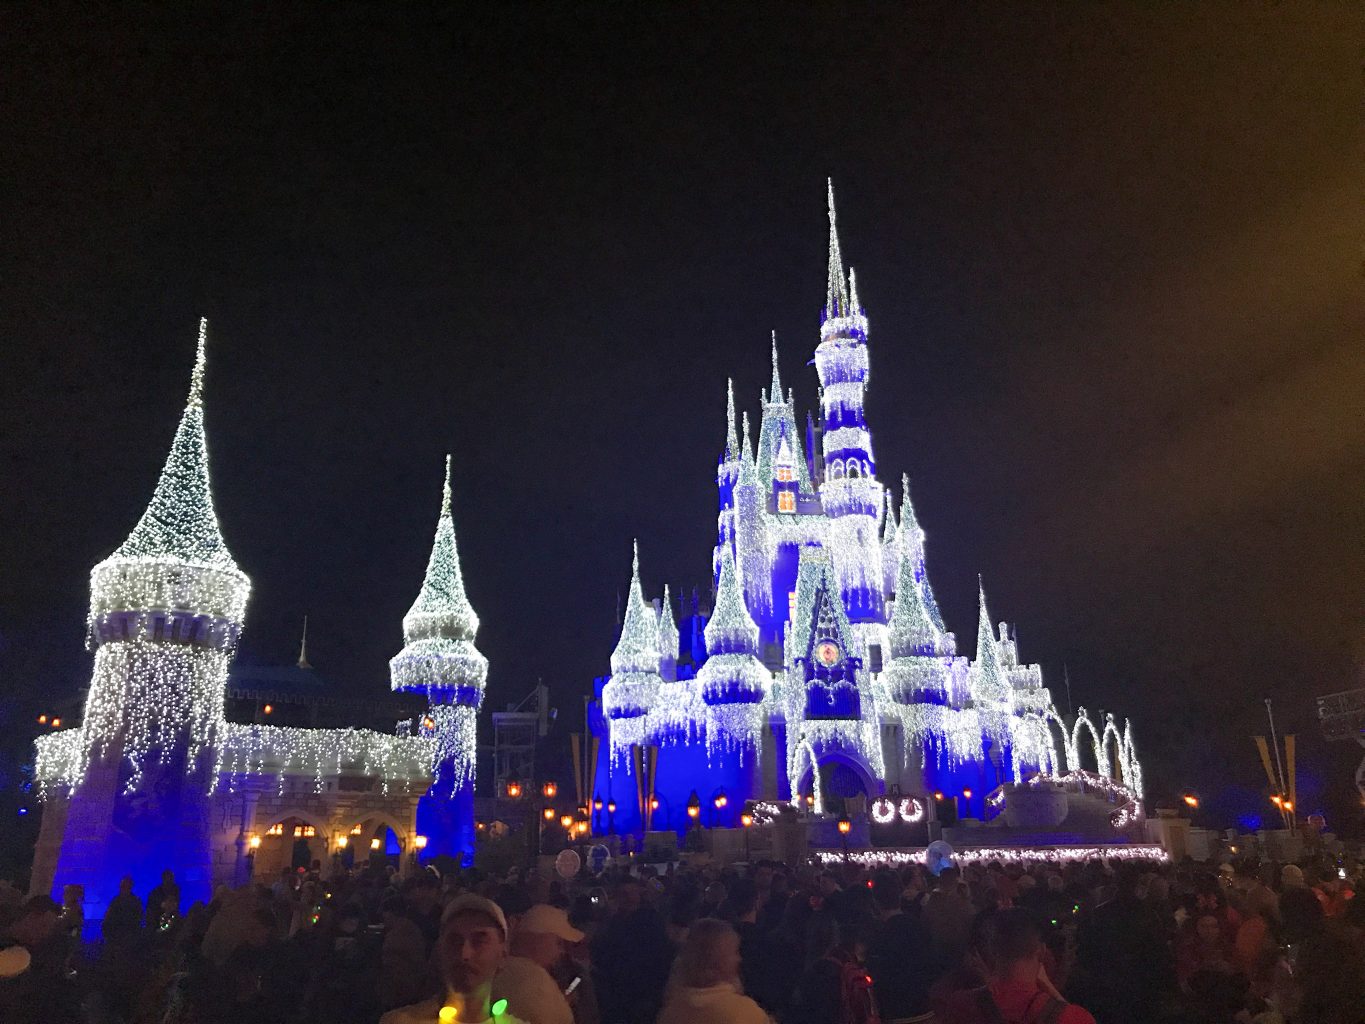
2, 5, 1362, 828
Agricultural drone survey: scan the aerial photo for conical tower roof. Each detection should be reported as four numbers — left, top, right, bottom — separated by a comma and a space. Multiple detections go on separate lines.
704, 544, 760, 655
888, 492, 940, 658
401, 455, 479, 643
824, 179, 850, 320
972, 577, 1009, 704
657, 584, 680, 661
610, 542, 661, 674
723, 378, 739, 462
107, 318, 241, 572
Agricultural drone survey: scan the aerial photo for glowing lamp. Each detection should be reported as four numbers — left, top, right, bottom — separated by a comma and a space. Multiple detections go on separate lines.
741, 812, 753, 828
686, 791, 701, 819
593, 796, 604, 811
422, 717, 434, 729
714, 791, 728, 809
805, 794, 815, 807
370, 838, 381, 851
1270, 795, 1283, 807
607, 799, 617, 814
350, 823, 362, 834
506, 779, 522, 799
934, 791, 944, 801
37, 715, 46, 724
648, 796, 659, 811
543, 806, 556, 821
51, 718, 61, 728
560, 814, 574, 830
1283, 800, 1293, 812
336, 836, 348, 849
248, 834, 262, 849
263, 704, 273, 715
1182, 793, 1199, 808
962, 788, 973, 799
414, 835, 428, 850
837, 816, 852, 835
576, 820, 589, 836
439, 1006, 458, 1023
542, 781, 557, 799
476, 820, 487, 832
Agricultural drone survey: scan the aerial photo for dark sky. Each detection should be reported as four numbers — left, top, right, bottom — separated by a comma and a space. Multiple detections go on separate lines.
2, 4, 1361, 825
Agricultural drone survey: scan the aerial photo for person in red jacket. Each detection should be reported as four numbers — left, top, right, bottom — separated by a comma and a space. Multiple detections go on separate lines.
940, 909, 1096, 1024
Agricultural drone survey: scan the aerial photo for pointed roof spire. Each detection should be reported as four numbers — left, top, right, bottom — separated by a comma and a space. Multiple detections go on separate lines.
400, 455, 478, 643
107, 318, 241, 572
888, 511, 939, 658
724, 378, 739, 461
973, 575, 1009, 703
899, 473, 923, 540
704, 543, 760, 655
825, 178, 849, 320
882, 489, 899, 545
769, 331, 783, 401
297, 614, 311, 669
610, 540, 662, 674
848, 267, 861, 315
657, 583, 680, 662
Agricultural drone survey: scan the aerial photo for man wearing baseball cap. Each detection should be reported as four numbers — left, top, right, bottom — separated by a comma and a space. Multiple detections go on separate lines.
381, 894, 529, 1024
493, 904, 586, 1024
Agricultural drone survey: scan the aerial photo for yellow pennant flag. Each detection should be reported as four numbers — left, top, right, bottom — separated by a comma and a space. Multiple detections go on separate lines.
1253, 736, 1279, 793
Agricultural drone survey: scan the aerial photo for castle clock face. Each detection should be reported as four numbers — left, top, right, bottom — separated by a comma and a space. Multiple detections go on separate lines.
816, 642, 840, 666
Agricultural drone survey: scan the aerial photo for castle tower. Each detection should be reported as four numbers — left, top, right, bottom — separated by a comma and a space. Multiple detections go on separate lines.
45, 319, 250, 916
815, 183, 884, 622
714, 379, 741, 580
602, 543, 663, 762
390, 455, 488, 861
696, 545, 769, 756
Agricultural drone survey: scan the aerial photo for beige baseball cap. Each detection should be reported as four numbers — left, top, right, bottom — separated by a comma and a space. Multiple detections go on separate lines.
517, 903, 584, 942
441, 893, 509, 939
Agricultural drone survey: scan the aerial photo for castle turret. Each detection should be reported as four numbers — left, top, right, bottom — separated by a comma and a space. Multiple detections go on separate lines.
815, 183, 883, 623
47, 319, 249, 916
695, 545, 769, 757
390, 456, 487, 798
602, 543, 663, 761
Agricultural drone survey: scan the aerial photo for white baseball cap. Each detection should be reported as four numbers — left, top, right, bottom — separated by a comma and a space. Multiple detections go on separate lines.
517, 903, 584, 942
441, 893, 509, 939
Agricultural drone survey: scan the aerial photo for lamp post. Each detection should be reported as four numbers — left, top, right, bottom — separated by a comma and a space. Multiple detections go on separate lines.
686, 791, 701, 830
837, 814, 852, 861
740, 811, 753, 862
607, 798, 617, 834
712, 790, 727, 827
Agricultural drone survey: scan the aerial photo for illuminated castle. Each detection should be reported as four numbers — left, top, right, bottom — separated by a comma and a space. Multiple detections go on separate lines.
31, 321, 478, 919
594, 185, 1145, 839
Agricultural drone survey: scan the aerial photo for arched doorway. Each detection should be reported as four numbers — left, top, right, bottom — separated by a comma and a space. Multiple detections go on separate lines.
255, 814, 322, 880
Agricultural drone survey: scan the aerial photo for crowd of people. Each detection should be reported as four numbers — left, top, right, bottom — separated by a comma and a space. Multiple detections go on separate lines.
0, 849, 1360, 1024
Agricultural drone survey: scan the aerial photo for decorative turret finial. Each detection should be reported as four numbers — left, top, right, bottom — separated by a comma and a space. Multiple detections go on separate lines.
297, 614, 311, 669
887, 511, 939, 658
725, 379, 738, 461
188, 317, 208, 410
769, 331, 783, 401
972, 575, 1009, 703
848, 267, 861, 316
825, 179, 849, 320
441, 453, 452, 517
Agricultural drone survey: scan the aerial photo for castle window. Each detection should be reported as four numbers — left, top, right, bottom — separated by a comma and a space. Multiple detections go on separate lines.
776, 464, 794, 482
777, 491, 795, 513
847, 461, 860, 479
830, 460, 844, 480
788, 591, 797, 622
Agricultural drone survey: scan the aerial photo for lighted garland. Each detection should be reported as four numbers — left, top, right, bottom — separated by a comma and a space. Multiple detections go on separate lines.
213, 723, 431, 797
603, 543, 663, 764
815, 845, 1170, 868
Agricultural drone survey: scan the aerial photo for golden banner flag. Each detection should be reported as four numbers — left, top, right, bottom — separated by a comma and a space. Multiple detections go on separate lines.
1253, 736, 1278, 793
633, 745, 645, 816
570, 733, 583, 806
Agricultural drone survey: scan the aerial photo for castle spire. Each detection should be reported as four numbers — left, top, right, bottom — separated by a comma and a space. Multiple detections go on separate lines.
109, 317, 240, 572
972, 576, 1009, 704
398, 455, 479, 646
724, 378, 738, 461
887, 496, 939, 658
899, 473, 922, 540
882, 489, 899, 545
769, 331, 783, 402
704, 543, 760, 655
849, 266, 861, 315
825, 179, 849, 321
297, 614, 311, 669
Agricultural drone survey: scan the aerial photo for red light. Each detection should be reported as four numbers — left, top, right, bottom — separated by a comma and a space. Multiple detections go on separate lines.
865, 880, 873, 889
